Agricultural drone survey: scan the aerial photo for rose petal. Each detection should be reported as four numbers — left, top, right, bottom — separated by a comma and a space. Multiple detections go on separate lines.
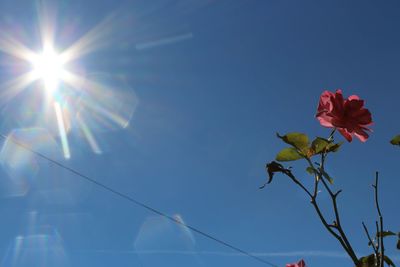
348, 94, 360, 100
286, 259, 307, 267
317, 114, 334, 128
338, 128, 353, 142
332, 90, 345, 116
354, 129, 369, 142
298, 259, 306, 267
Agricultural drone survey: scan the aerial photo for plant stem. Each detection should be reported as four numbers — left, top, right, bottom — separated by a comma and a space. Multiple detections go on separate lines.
373, 172, 384, 267
283, 162, 360, 266
318, 177, 359, 264
362, 221, 378, 255
279, 130, 362, 265
310, 197, 350, 251
328, 128, 337, 141
305, 130, 360, 265
375, 221, 380, 252
282, 169, 313, 198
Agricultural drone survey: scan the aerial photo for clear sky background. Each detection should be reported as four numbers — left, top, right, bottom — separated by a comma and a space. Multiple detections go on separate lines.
0, 1, 399, 267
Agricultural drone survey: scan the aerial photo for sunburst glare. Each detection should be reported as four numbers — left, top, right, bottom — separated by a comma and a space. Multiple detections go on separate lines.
29, 45, 66, 96
0, 3, 138, 160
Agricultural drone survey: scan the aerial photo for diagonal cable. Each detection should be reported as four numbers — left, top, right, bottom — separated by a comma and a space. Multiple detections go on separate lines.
0, 133, 278, 267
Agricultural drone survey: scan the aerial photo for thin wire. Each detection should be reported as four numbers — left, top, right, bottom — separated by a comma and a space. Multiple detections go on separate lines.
0, 133, 278, 267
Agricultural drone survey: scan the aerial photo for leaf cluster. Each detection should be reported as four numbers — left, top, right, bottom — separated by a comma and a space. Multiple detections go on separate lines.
270, 132, 341, 184
358, 254, 396, 267
361, 230, 399, 267
275, 132, 341, 162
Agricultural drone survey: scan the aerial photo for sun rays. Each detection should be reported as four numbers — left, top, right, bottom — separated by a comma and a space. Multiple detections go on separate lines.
0, 4, 137, 159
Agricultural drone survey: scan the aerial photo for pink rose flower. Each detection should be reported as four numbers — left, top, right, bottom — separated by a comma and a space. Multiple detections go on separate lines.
286, 259, 307, 267
316, 89, 372, 142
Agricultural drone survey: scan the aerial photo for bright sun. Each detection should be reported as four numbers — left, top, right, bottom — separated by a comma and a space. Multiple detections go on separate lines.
30, 46, 65, 94
0, 9, 136, 159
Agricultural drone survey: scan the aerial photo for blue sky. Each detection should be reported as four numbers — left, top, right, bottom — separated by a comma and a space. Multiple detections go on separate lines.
0, 0, 399, 266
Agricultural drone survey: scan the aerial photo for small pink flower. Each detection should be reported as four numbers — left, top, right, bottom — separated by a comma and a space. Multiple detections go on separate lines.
286, 259, 307, 267
316, 89, 372, 142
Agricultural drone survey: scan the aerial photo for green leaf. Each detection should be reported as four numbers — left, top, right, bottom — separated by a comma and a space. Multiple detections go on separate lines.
276, 147, 303, 162
310, 137, 342, 155
358, 254, 377, 267
326, 142, 343, 153
306, 167, 316, 175
320, 168, 334, 184
311, 137, 329, 154
384, 256, 396, 267
390, 135, 400, 146
377, 231, 396, 238
277, 132, 309, 151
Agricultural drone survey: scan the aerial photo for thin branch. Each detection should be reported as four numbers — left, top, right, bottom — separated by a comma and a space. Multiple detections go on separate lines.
310, 198, 343, 240
373, 172, 383, 220
283, 170, 313, 198
362, 221, 378, 255
289, 159, 359, 266
319, 172, 359, 265
328, 128, 337, 141
373, 172, 384, 267
375, 221, 380, 252
283, 129, 360, 266
305, 158, 320, 198
313, 176, 319, 198
309, 196, 360, 265
280, 168, 344, 243
316, 138, 359, 265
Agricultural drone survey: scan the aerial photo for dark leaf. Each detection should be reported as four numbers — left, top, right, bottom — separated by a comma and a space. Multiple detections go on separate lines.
384, 256, 396, 267
390, 135, 400, 146
306, 167, 316, 175
320, 168, 334, 184
376, 231, 396, 238
358, 254, 396, 267
397, 238, 400, 250
260, 161, 286, 189
276, 147, 303, 162
358, 254, 377, 267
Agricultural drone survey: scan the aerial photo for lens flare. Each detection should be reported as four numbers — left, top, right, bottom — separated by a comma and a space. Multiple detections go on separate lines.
134, 216, 199, 266
54, 102, 70, 159
29, 46, 66, 95
0, 5, 138, 159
